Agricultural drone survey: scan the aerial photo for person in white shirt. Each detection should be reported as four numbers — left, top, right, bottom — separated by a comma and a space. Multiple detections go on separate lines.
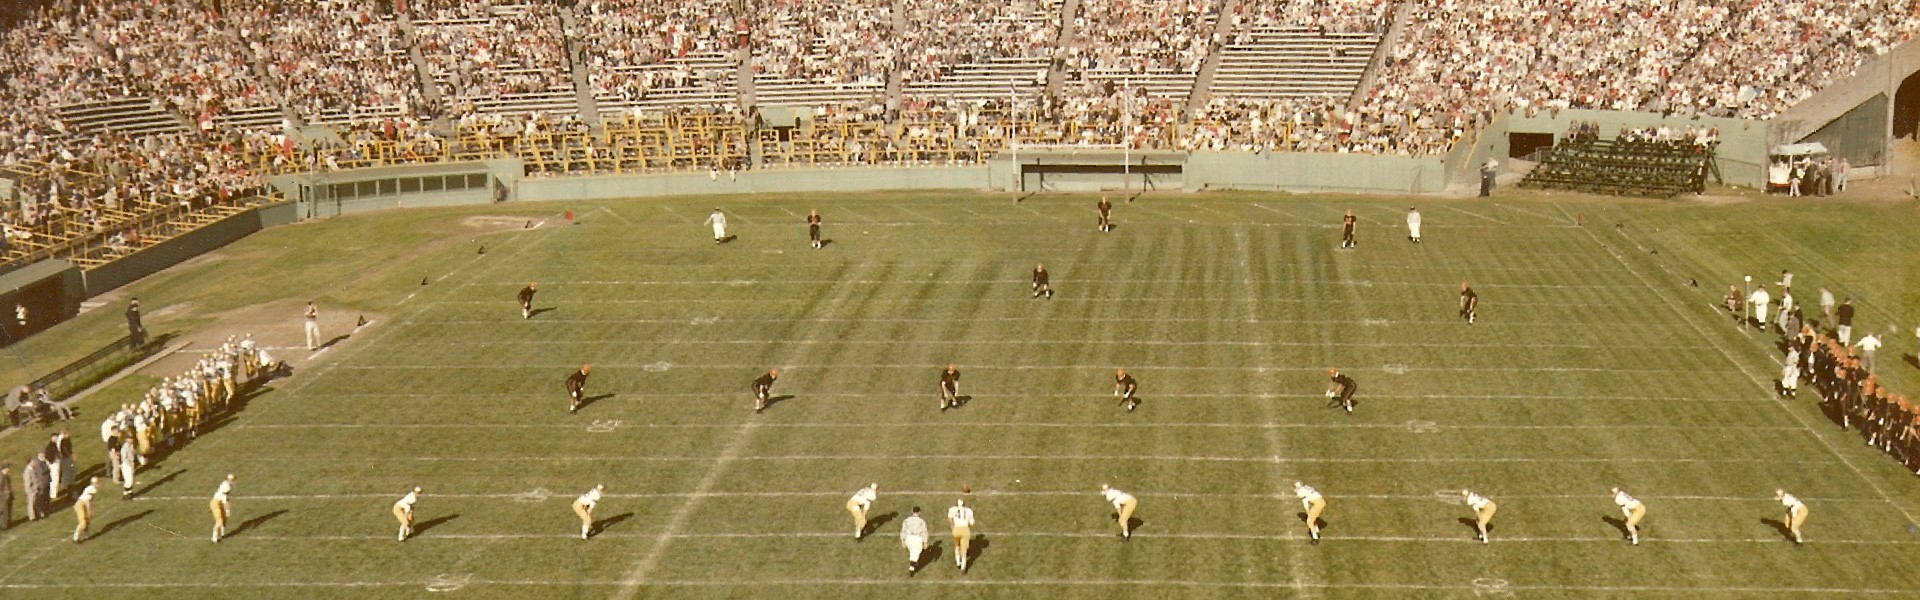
1462, 489, 1495, 544
303, 302, 321, 351
1294, 481, 1325, 543
72, 477, 98, 542
1101, 484, 1137, 540
210, 474, 234, 542
1775, 489, 1808, 545
394, 487, 421, 541
1818, 288, 1836, 325
1611, 487, 1645, 545
1856, 333, 1882, 374
1747, 286, 1771, 330
1405, 208, 1421, 243
573, 484, 604, 540
847, 483, 878, 540
703, 208, 728, 244
947, 499, 977, 571
900, 506, 929, 575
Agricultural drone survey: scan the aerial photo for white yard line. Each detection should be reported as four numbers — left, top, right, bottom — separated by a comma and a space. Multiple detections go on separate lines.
411, 315, 1662, 328
273, 391, 1770, 404
210, 454, 1843, 466
228, 421, 1800, 432
72, 530, 1918, 546
378, 338, 1711, 351
1556, 203, 1920, 525
596, 206, 634, 225
612, 259, 876, 600
1433, 204, 1508, 225
338, 362, 1741, 376
125, 490, 1893, 503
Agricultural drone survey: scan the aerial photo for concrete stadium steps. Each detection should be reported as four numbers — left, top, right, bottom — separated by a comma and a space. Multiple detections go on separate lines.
457, 91, 581, 116
214, 106, 287, 131
56, 97, 189, 137
1208, 27, 1380, 99
1076, 69, 1197, 99
751, 78, 888, 107
903, 58, 1051, 102
306, 104, 410, 126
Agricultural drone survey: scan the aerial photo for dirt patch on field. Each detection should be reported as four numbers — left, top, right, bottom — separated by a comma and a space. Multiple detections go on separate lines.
140, 299, 388, 378
461, 215, 548, 232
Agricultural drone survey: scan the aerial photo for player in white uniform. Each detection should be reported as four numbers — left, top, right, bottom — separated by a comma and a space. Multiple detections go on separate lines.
394, 487, 421, 541
847, 483, 878, 539
1294, 481, 1325, 544
1775, 489, 1808, 545
1611, 487, 1645, 545
1463, 489, 1496, 544
1405, 207, 1422, 243
947, 499, 977, 571
573, 484, 604, 540
1101, 484, 1137, 540
703, 208, 728, 243
210, 474, 234, 542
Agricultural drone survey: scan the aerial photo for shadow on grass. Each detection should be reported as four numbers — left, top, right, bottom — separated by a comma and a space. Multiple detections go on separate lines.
1456, 517, 1489, 539
1600, 516, 1635, 541
592, 512, 634, 537
1297, 512, 1329, 534
966, 534, 989, 571
762, 395, 795, 411
96, 509, 154, 537
413, 513, 459, 537
132, 469, 188, 499
1760, 517, 1793, 541
230, 509, 289, 538
528, 307, 557, 318
912, 541, 944, 573
577, 393, 615, 412
859, 511, 897, 539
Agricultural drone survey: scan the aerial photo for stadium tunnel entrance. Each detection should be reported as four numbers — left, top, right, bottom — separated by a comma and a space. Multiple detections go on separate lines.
1895, 69, 1920, 139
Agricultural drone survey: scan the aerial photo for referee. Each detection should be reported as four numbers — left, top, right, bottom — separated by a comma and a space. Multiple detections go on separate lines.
565, 364, 590, 413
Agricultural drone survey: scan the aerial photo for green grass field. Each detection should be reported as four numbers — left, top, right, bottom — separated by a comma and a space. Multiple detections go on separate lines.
1, 190, 1917, 599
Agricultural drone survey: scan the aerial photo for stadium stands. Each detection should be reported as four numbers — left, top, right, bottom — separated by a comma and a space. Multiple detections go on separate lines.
1, 0, 1917, 269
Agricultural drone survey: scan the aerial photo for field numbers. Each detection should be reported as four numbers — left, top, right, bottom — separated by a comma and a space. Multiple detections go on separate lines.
1404, 420, 1440, 434
587, 419, 624, 433
426, 573, 473, 592
1471, 578, 1514, 598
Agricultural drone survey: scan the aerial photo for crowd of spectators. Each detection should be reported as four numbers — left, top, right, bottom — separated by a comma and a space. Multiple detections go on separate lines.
261, 0, 421, 122
413, 0, 571, 101
1, 0, 1917, 242
576, 0, 738, 102
1068, 0, 1215, 75
753, 0, 891, 87
898, 0, 1058, 84
1669, 0, 1920, 119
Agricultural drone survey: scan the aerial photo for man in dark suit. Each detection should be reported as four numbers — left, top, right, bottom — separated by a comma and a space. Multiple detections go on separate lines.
1, 463, 13, 530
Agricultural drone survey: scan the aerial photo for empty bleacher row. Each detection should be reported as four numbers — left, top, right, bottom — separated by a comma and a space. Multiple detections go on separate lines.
1518, 138, 1716, 199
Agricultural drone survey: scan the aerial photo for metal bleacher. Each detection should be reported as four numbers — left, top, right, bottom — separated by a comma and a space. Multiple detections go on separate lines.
1209, 27, 1380, 99
56, 97, 189, 137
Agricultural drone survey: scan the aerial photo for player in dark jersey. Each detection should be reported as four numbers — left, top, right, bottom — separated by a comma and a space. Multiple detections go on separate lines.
1459, 281, 1478, 324
1097, 196, 1113, 232
565, 364, 590, 413
1032, 263, 1053, 299
807, 210, 823, 249
1114, 369, 1138, 411
753, 368, 779, 414
1326, 368, 1356, 414
1340, 210, 1356, 249
519, 282, 538, 319
939, 364, 961, 410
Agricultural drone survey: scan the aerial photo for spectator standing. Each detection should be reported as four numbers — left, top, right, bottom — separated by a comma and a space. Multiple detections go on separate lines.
0, 464, 11, 530
126, 297, 145, 349
23, 451, 47, 521
1819, 288, 1835, 325
1857, 332, 1882, 374
1837, 298, 1856, 344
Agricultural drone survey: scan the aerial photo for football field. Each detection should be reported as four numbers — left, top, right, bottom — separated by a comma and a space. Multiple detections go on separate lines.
1, 191, 1918, 598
